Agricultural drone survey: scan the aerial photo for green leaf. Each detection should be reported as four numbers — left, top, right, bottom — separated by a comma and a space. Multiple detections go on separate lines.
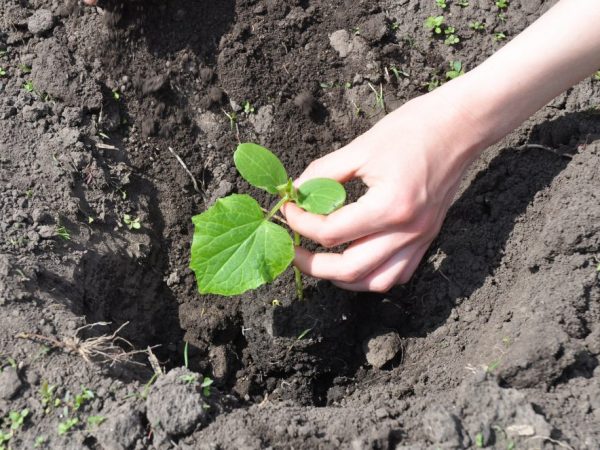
190, 194, 294, 295
296, 178, 346, 214
234, 143, 288, 194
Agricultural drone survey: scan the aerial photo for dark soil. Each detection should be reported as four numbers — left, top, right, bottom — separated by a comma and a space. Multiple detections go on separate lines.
0, 0, 599, 448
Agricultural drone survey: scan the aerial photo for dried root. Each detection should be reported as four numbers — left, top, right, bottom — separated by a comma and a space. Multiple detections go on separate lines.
16, 321, 153, 366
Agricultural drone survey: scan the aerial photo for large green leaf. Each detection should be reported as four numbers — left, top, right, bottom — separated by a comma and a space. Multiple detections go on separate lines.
190, 194, 294, 295
296, 178, 347, 214
234, 143, 288, 194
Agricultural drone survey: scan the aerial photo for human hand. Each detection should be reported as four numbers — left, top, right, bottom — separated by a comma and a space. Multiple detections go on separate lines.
283, 90, 483, 292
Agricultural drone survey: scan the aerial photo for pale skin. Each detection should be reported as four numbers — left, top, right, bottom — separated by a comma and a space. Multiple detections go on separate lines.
83, 0, 600, 292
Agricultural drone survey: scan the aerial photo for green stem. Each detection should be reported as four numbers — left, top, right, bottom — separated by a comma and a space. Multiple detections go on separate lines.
293, 231, 304, 300
266, 195, 288, 221
265, 195, 303, 300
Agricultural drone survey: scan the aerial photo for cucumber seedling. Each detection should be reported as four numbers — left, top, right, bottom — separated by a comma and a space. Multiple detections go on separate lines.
190, 143, 346, 298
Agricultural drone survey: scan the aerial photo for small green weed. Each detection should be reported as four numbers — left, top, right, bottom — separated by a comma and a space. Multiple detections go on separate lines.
0, 430, 12, 449
425, 74, 441, 92
446, 61, 464, 80
0, 68, 6, 77
456, 0, 469, 6
56, 225, 71, 240
23, 80, 35, 93
123, 214, 141, 230
424, 15, 445, 34
201, 377, 213, 397
18, 64, 31, 74
297, 328, 312, 340
390, 20, 400, 31
497, 12, 507, 22
444, 27, 460, 45
9, 409, 29, 431
475, 432, 485, 447
387, 65, 409, 82
367, 82, 385, 111
494, 32, 507, 41
435, 0, 447, 9
40, 381, 57, 411
123, 214, 142, 230
243, 101, 255, 114
58, 418, 78, 436
34, 436, 47, 448
593, 70, 600, 81
86, 415, 105, 428
495, 0, 508, 9
486, 359, 500, 373
184, 341, 190, 368
112, 90, 121, 101
223, 110, 238, 131
73, 388, 94, 410
180, 373, 198, 384
2, 357, 17, 370
469, 21, 485, 30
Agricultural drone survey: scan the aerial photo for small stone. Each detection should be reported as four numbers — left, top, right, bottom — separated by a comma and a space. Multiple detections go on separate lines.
27, 9, 54, 35
0, 368, 23, 400
363, 330, 402, 369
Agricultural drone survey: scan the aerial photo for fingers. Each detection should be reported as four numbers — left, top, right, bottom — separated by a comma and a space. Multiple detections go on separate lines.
331, 243, 429, 292
83, 0, 97, 5
294, 229, 419, 282
283, 188, 392, 247
295, 142, 365, 186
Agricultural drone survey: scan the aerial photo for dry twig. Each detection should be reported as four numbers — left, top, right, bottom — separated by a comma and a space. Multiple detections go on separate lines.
168, 146, 201, 193
16, 321, 152, 366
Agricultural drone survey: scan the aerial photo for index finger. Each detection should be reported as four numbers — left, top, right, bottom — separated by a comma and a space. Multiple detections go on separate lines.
282, 187, 391, 247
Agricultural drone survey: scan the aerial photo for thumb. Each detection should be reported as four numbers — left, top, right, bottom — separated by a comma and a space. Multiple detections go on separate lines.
295, 141, 365, 186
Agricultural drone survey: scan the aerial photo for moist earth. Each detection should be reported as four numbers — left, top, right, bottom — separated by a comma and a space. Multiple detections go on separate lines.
0, 0, 599, 449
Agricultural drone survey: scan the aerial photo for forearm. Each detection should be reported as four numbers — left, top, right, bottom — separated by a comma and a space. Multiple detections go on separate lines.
439, 0, 600, 158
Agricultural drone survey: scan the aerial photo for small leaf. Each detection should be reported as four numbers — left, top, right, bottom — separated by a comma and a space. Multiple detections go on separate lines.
234, 143, 288, 194
296, 178, 346, 214
190, 194, 294, 295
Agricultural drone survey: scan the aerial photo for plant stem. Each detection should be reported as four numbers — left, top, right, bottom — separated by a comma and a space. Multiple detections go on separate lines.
264, 195, 303, 299
266, 195, 288, 220
293, 231, 304, 300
